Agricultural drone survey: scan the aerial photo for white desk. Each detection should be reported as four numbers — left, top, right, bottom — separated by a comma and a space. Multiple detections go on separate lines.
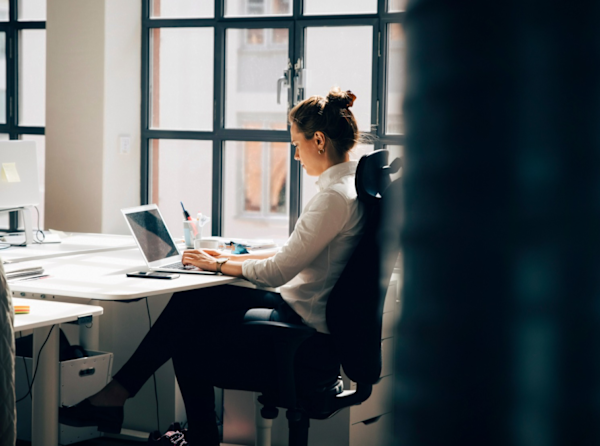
0, 232, 136, 264
8, 247, 241, 301
13, 297, 103, 446
9, 246, 245, 438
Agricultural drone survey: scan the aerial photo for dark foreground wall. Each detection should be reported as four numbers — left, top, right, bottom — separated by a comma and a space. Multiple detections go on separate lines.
394, 1, 600, 445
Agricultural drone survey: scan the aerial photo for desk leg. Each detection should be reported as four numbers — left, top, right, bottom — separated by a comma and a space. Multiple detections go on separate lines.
31, 324, 59, 446
79, 300, 101, 350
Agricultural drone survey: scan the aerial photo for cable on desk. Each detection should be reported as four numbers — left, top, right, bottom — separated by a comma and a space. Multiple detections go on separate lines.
32, 206, 45, 244
145, 297, 161, 432
17, 332, 32, 402
16, 324, 56, 403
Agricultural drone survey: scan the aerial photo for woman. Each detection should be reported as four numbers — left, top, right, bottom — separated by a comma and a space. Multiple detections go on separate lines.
60, 87, 365, 445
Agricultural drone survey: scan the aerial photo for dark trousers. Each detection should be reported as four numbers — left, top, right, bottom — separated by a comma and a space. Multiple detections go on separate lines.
113, 285, 309, 445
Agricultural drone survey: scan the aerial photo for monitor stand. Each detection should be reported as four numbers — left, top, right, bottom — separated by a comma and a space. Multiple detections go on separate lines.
19, 207, 34, 245
1, 206, 35, 245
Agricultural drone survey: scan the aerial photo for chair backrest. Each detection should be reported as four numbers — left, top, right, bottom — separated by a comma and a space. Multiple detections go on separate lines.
326, 150, 402, 385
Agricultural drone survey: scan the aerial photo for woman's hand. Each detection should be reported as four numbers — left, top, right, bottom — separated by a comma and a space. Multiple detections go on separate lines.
200, 249, 242, 261
181, 249, 219, 272
202, 249, 227, 258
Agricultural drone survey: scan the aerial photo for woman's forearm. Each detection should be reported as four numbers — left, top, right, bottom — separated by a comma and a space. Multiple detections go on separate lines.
221, 261, 244, 277
230, 249, 279, 261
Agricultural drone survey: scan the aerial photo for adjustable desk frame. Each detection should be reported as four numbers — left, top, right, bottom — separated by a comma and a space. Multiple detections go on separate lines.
12, 298, 104, 446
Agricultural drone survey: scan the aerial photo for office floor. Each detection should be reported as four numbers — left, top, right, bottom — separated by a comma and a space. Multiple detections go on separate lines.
16, 440, 242, 446
17, 439, 137, 446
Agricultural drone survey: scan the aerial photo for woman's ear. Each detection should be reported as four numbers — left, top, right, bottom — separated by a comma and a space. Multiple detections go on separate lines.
314, 131, 325, 150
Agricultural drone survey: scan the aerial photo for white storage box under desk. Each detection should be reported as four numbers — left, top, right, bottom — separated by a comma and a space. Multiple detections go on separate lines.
16, 350, 114, 444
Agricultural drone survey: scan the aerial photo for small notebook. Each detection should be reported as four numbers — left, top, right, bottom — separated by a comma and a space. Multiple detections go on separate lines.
4, 265, 44, 280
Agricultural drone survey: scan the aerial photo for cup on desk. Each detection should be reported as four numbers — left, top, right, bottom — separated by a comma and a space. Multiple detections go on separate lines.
195, 238, 219, 250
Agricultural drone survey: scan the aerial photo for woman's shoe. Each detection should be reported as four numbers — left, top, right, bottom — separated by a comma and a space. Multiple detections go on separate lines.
59, 398, 124, 433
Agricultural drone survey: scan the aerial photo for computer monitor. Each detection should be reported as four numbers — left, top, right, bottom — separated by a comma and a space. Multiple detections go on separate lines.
0, 140, 41, 244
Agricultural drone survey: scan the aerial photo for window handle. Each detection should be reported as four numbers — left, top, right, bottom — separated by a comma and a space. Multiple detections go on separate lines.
277, 60, 292, 105
293, 58, 305, 105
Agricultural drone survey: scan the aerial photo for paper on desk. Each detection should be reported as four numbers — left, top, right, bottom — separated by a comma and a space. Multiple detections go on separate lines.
48, 229, 68, 238
1, 163, 21, 182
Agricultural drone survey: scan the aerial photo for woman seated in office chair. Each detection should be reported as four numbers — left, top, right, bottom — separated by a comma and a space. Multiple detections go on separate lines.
60, 87, 365, 445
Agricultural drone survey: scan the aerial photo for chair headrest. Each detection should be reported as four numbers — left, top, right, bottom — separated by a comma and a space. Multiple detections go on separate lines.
355, 149, 402, 206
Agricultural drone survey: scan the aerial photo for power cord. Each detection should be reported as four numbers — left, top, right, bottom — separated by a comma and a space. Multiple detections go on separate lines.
145, 297, 161, 432
33, 206, 45, 243
16, 325, 56, 403
18, 332, 32, 403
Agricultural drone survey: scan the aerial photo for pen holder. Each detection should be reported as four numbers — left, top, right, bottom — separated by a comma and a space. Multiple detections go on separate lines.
183, 221, 194, 249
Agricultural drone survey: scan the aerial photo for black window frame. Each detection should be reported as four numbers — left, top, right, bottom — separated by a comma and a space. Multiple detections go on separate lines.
141, 0, 403, 237
0, 0, 45, 231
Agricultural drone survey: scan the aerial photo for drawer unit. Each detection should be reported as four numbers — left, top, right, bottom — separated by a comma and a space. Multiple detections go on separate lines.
350, 412, 394, 446
350, 375, 393, 425
381, 337, 394, 378
16, 350, 113, 444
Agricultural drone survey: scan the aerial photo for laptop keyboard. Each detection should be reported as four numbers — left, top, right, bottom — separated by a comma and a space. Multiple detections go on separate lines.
162, 262, 195, 271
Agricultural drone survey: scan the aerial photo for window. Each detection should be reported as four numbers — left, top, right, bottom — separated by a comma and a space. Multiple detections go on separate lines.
0, 0, 45, 231
141, 1, 403, 240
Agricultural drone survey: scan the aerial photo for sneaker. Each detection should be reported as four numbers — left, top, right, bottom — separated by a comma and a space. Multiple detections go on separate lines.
148, 424, 188, 446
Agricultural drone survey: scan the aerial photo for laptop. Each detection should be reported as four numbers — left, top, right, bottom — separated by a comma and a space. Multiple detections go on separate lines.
121, 204, 216, 275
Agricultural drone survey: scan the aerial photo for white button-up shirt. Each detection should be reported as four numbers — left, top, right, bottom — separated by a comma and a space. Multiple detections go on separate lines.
242, 160, 365, 333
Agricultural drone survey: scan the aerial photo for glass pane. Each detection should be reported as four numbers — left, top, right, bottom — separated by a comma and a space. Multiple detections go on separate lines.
0, 0, 8, 21
225, 0, 292, 17
150, 28, 214, 131
223, 140, 290, 240
389, 0, 408, 12
18, 0, 46, 21
225, 28, 289, 129
301, 144, 374, 210
0, 33, 5, 124
19, 30, 46, 126
150, 0, 214, 18
305, 26, 372, 132
20, 135, 45, 229
386, 24, 405, 135
304, 0, 376, 15
150, 140, 213, 240
0, 132, 8, 229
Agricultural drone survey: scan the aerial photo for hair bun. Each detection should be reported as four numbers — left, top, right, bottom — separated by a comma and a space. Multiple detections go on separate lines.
327, 88, 357, 109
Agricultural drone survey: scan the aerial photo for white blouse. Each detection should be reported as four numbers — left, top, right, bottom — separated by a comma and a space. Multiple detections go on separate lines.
242, 160, 365, 333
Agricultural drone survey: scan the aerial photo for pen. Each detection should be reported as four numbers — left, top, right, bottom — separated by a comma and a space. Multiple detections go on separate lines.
180, 201, 198, 237
16, 274, 50, 281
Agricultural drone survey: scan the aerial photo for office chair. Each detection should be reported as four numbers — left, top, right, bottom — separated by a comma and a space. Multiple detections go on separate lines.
227, 149, 402, 446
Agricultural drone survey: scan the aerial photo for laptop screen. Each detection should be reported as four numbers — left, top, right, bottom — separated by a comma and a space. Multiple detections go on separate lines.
124, 209, 179, 263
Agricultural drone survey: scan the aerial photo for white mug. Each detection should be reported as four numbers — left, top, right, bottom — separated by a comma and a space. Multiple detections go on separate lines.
197, 239, 219, 249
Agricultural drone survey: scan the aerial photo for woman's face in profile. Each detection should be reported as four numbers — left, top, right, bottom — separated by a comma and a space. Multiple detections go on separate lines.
291, 123, 324, 177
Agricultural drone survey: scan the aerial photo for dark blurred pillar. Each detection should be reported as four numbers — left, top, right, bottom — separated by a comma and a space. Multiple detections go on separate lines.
395, 1, 600, 445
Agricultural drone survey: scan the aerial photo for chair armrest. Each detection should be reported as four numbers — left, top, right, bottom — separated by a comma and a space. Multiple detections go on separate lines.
243, 320, 316, 341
